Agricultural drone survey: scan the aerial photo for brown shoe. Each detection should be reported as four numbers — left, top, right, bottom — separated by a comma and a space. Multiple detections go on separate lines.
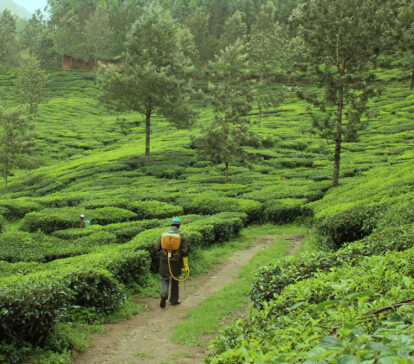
160, 298, 166, 308
170, 301, 180, 306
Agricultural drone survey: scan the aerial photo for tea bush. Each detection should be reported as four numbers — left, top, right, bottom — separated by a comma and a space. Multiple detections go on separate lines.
0, 215, 4, 233
87, 207, 137, 225
60, 267, 126, 314
0, 231, 79, 263
127, 200, 183, 219
0, 273, 71, 346
313, 203, 381, 249
251, 199, 414, 308
264, 198, 312, 224
47, 246, 150, 287
209, 248, 414, 363
21, 207, 137, 234
0, 199, 43, 219
178, 193, 262, 222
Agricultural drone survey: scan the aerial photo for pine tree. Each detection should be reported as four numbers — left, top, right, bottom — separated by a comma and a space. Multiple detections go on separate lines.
292, 0, 393, 186
0, 108, 36, 189
193, 39, 253, 182
97, 4, 197, 161
13, 59, 47, 115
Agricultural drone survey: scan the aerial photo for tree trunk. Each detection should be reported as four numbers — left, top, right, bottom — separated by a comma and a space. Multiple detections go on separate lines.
332, 85, 344, 187
257, 74, 263, 126
225, 162, 229, 183
145, 106, 152, 162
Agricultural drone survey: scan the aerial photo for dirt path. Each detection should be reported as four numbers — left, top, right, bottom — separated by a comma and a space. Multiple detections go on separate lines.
72, 234, 303, 364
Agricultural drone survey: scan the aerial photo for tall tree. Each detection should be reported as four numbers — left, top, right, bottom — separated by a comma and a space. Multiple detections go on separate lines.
20, 10, 44, 59
0, 108, 36, 189
219, 10, 247, 50
84, 7, 115, 66
249, 0, 286, 126
193, 39, 253, 182
97, 4, 197, 161
395, 0, 414, 89
13, 59, 47, 115
291, 0, 392, 187
0, 9, 18, 65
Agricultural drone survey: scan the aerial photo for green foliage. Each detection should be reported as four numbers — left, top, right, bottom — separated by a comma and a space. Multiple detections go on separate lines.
178, 193, 262, 222
0, 107, 36, 189
0, 231, 73, 263
209, 248, 414, 362
97, 4, 196, 160
251, 195, 414, 308
0, 10, 18, 65
0, 273, 71, 346
0, 198, 42, 219
62, 268, 126, 315
13, 58, 47, 115
264, 198, 312, 224
21, 207, 137, 234
192, 38, 254, 181
127, 200, 183, 219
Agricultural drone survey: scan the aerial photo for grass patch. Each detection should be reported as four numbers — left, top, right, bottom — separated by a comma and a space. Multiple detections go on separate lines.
172, 223, 309, 346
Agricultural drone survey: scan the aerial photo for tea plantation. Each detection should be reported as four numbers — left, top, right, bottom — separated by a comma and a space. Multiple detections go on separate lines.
0, 65, 413, 363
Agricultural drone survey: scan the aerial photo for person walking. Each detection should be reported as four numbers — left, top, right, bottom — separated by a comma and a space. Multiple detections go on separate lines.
155, 217, 189, 308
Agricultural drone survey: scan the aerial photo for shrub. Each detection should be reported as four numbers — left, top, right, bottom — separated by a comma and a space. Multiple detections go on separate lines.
22, 208, 84, 234
35, 192, 90, 208
127, 200, 183, 219
0, 231, 83, 263
0, 273, 70, 346
61, 268, 126, 314
0, 199, 43, 219
313, 203, 382, 249
210, 248, 414, 363
250, 223, 414, 308
48, 246, 151, 287
80, 198, 129, 210
21, 207, 137, 234
87, 207, 137, 225
264, 198, 312, 224
0, 215, 4, 233
178, 194, 262, 223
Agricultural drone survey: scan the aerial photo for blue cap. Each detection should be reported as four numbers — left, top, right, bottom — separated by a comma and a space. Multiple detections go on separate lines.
171, 217, 181, 225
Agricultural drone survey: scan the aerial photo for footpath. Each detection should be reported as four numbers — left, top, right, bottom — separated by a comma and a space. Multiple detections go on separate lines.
72, 234, 303, 364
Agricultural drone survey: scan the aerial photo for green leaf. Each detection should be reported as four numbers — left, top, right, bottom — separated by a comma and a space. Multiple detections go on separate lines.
319, 336, 341, 348
338, 355, 358, 364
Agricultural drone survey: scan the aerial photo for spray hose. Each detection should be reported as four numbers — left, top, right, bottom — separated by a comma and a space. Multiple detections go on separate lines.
167, 252, 190, 282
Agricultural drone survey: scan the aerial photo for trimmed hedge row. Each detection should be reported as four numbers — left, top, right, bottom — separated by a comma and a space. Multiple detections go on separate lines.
126, 200, 183, 219
178, 194, 262, 222
52, 215, 204, 243
210, 248, 414, 363
0, 267, 126, 362
313, 203, 381, 249
21, 207, 137, 234
0, 199, 43, 219
264, 198, 313, 223
251, 223, 414, 308
0, 232, 79, 263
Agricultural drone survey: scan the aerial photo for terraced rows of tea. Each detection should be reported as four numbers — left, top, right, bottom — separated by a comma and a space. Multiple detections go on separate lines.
0, 67, 413, 363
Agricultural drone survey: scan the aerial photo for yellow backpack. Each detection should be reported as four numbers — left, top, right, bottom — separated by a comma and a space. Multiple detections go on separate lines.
161, 231, 182, 255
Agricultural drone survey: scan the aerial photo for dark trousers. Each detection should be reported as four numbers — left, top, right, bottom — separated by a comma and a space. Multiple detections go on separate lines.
160, 275, 179, 303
